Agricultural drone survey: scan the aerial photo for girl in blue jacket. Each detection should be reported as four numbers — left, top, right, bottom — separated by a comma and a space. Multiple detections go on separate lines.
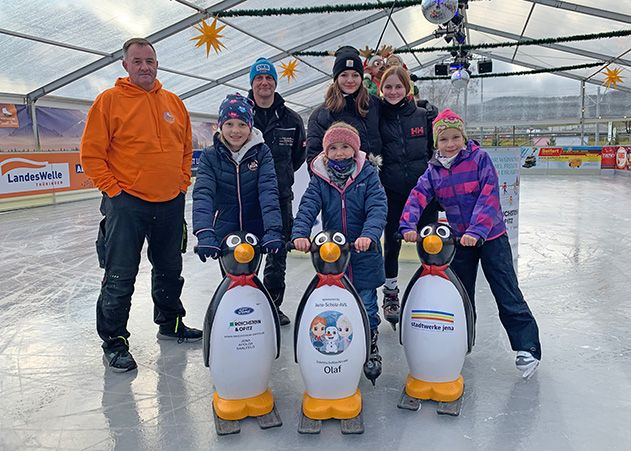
292, 122, 387, 383
193, 94, 283, 261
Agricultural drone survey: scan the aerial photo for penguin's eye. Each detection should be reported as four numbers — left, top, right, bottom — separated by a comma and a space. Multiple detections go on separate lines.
245, 233, 258, 245
436, 226, 451, 238
226, 235, 241, 247
419, 226, 433, 237
314, 233, 328, 245
332, 232, 346, 245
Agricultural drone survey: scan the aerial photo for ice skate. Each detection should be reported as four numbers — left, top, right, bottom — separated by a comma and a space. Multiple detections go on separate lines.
516, 351, 540, 379
382, 286, 400, 330
363, 329, 382, 385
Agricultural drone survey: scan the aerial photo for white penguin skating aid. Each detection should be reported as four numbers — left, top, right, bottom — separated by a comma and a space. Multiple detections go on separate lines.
398, 224, 476, 416
290, 231, 371, 434
198, 232, 282, 435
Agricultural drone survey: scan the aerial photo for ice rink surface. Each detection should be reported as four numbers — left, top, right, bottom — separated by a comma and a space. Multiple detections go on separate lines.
1, 174, 630, 450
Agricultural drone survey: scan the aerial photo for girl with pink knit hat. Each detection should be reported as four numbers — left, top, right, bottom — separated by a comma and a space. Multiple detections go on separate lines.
292, 121, 387, 384
399, 108, 542, 378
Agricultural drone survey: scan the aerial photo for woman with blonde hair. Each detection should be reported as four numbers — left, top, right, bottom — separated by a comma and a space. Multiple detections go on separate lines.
305, 46, 382, 169
378, 65, 439, 329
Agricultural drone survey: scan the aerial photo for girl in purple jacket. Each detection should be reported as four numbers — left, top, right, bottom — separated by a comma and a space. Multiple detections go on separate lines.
399, 108, 541, 378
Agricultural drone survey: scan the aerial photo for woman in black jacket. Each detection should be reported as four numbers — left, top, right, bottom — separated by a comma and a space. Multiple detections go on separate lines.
378, 65, 440, 328
305, 46, 382, 169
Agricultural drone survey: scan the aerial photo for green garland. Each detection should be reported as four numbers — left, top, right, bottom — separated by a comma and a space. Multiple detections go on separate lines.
294, 29, 631, 57
414, 62, 604, 81
399, 29, 631, 54
217, 0, 423, 17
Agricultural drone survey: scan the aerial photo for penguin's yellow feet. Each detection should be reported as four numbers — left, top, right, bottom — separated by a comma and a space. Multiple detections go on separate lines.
213, 389, 274, 421
405, 374, 464, 402
303, 389, 362, 420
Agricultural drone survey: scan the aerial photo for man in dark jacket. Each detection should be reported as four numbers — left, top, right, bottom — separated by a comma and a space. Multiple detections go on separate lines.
248, 57, 307, 325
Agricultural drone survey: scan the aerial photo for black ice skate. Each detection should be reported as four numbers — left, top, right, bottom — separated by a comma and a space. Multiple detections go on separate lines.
363, 330, 382, 385
382, 287, 400, 330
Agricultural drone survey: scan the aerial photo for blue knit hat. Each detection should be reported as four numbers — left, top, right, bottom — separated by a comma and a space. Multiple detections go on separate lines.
218, 93, 255, 129
249, 57, 278, 85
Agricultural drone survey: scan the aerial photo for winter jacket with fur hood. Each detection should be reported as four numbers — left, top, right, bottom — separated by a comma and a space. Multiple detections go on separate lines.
291, 151, 387, 290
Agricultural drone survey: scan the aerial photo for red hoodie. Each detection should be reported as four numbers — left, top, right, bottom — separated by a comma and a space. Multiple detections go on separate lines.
80, 77, 192, 202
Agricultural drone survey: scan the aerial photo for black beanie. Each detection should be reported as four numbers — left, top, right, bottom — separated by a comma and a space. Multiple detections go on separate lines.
332, 46, 364, 80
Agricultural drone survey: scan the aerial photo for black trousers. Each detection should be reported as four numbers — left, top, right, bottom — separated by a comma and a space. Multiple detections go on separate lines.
96, 192, 186, 351
384, 188, 439, 279
450, 233, 542, 360
263, 197, 293, 307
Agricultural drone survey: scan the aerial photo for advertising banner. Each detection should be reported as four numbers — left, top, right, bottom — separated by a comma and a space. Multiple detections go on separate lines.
545, 147, 601, 174
0, 152, 93, 198
601, 146, 617, 171
520, 146, 540, 171
0, 105, 35, 152
0, 104, 19, 128
191, 120, 215, 174
488, 147, 520, 266
613, 146, 631, 174
37, 106, 88, 151
521, 146, 601, 174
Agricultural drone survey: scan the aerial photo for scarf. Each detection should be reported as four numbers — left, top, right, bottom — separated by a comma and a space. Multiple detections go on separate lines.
436, 150, 461, 169
326, 158, 356, 188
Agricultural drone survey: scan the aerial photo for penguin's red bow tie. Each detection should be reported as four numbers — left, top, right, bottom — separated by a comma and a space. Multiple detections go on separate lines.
227, 273, 257, 289
316, 273, 345, 288
420, 263, 450, 280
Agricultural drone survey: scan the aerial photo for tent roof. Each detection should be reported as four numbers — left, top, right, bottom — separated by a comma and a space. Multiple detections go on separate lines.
1, 0, 630, 118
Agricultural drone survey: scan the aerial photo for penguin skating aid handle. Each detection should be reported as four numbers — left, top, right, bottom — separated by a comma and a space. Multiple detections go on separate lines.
455, 236, 485, 247
393, 232, 484, 247
286, 240, 377, 252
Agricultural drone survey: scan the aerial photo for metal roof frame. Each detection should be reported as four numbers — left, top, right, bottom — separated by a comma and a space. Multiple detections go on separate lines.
24, 0, 246, 103
474, 50, 631, 93
522, 0, 631, 24
0, 0, 626, 111
467, 23, 631, 68
178, 7, 408, 100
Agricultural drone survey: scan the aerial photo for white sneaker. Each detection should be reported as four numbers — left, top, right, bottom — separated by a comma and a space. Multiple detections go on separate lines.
2, 107, 12, 117
515, 351, 539, 379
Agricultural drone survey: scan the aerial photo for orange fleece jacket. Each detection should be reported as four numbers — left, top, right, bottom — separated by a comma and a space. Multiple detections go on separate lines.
80, 77, 192, 202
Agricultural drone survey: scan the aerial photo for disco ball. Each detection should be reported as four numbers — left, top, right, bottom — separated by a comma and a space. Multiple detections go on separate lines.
451, 69, 470, 89
421, 0, 458, 25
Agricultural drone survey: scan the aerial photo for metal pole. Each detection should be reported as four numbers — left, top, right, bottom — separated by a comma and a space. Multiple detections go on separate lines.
29, 99, 40, 151
580, 80, 586, 144
595, 87, 601, 145
480, 78, 484, 143
464, 84, 468, 123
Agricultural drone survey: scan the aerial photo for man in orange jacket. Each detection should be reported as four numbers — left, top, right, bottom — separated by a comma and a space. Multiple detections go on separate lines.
81, 38, 201, 373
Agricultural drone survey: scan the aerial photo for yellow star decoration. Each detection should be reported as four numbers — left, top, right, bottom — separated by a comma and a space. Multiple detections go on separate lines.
602, 66, 623, 89
191, 17, 226, 57
280, 59, 299, 83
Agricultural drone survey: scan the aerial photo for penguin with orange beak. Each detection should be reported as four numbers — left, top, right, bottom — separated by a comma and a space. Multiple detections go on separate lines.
292, 230, 371, 434
201, 231, 282, 435
398, 223, 475, 416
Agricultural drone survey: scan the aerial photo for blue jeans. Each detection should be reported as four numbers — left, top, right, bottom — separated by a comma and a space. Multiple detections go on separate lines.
450, 233, 541, 360
357, 288, 380, 332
